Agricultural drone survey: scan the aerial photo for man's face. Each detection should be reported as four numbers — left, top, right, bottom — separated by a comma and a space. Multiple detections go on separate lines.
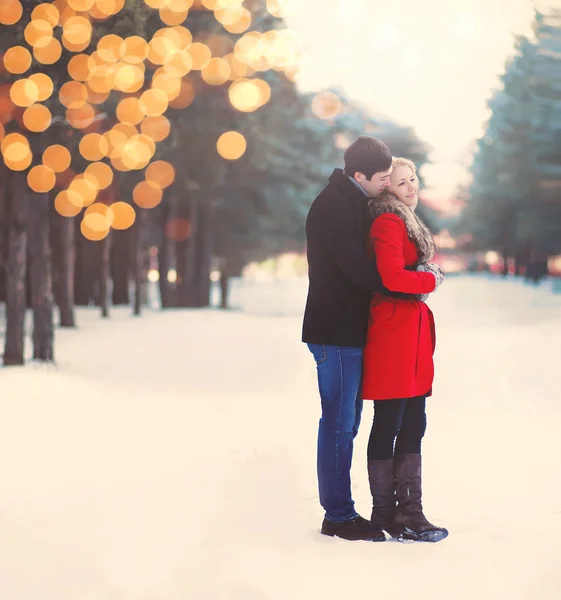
354, 167, 392, 198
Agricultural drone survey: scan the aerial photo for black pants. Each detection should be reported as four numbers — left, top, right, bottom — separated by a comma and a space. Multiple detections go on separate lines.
367, 396, 427, 460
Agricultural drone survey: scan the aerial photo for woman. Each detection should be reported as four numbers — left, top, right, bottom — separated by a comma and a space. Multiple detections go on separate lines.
362, 156, 448, 543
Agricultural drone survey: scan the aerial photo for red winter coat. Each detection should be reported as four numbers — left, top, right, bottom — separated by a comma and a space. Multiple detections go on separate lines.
362, 197, 438, 401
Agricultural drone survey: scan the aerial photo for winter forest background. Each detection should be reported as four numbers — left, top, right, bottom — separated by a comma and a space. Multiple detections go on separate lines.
0, 0, 559, 363
0, 1, 560, 599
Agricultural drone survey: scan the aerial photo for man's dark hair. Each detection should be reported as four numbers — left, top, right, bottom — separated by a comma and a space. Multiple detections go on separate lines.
343, 136, 392, 180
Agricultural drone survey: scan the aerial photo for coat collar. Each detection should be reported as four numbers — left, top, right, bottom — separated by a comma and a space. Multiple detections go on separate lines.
368, 192, 435, 262
328, 168, 369, 203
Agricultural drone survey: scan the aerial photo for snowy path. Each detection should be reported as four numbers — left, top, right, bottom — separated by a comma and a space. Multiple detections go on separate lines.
1, 276, 561, 599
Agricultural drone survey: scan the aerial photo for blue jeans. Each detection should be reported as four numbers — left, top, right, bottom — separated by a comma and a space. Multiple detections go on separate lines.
308, 344, 364, 523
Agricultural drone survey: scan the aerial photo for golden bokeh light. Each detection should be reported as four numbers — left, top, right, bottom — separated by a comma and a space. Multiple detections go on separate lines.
84, 202, 114, 229
10, 79, 40, 107
168, 78, 195, 109
114, 64, 145, 93
68, 54, 96, 81
0, 124, 4, 143
216, 130, 246, 160
0, 0, 23, 26
66, 103, 96, 129
234, 33, 263, 66
228, 78, 264, 112
63, 16, 92, 46
58, 6, 77, 26
312, 91, 342, 120
98, 34, 126, 63
29, 73, 54, 102
1, 133, 31, 168
87, 87, 111, 105
266, 0, 283, 18
252, 78, 271, 106
148, 36, 177, 66
32, 3, 60, 27
120, 134, 155, 170
68, 0, 96, 11
22, 104, 52, 132
85, 161, 114, 189
123, 36, 149, 64
110, 154, 129, 171
55, 190, 82, 217
144, 0, 173, 8
4, 152, 33, 172
28, 165, 56, 193
152, 72, 181, 100
189, 42, 212, 70
91, 0, 125, 19
133, 180, 163, 209
141, 115, 170, 142
79, 133, 109, 161
0, 133, 29, 162
111, 201, 136, 230
24, 19, 54, 49
162, 49, 193, 77
88, 67, 116, 94
146, 160, 175, 188
68, 174, 99, 208
104, 126, 128, 155
116, 97, 145, 125
33, 37, 63, 64
139, 88, 169, 117
160, 6, 189, 26
3, 46, 32, 75
169, 25, 193, 48
81, 215, 110, 241
224, 53, 252, 80
59, 81, 88, 109
43, 145, 72, 173
221, 8, 251, 34
201, 57, 231, 85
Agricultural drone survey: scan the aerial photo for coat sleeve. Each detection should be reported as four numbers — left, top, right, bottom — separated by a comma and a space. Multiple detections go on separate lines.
370, 213, 437, 294
317, 196, 382, 291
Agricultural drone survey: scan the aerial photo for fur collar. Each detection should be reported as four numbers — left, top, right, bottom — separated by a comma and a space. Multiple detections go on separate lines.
368, 192, 435, 262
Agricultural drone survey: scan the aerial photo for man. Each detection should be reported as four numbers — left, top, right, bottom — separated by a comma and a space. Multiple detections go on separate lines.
302, 136, 393, 541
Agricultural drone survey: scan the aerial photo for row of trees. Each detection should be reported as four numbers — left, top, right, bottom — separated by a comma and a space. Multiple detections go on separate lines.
453, 9, 561, 280
0, 0, 432, 366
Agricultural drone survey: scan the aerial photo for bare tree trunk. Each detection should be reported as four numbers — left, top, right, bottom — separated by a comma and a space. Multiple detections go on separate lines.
0, 163, 7, 305
74, 222, 97, 306
51, 209, 76, 327
219, 270, 229, 309
196, 201, 213, 307
100, 232, 111, 318
501, 248, 509, 277
28, 191, 54, 362
158, 198, 173, 309
132, 209, 144, 316
176, 197, 197, 308
111, 228, 130, 305
4, 172, 28, 366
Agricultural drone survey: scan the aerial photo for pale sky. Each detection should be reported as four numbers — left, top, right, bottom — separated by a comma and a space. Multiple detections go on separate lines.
280, 0, 542, 207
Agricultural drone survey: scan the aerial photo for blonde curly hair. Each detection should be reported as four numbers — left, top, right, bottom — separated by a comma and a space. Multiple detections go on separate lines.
392, 156, 417, 174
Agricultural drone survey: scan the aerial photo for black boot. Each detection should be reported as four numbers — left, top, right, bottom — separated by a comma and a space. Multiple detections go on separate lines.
367, 459, 396, 538
321, 515, 385, 542
393, 453, 448, 543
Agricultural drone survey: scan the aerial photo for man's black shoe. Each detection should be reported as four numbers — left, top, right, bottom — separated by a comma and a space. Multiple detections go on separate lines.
321, 515, 386, 542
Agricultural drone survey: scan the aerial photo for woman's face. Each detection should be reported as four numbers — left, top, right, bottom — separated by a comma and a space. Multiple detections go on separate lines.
389, 165, 419, 209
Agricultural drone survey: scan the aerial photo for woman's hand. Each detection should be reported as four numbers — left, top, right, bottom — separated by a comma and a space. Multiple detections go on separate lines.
415, 262, 445, 301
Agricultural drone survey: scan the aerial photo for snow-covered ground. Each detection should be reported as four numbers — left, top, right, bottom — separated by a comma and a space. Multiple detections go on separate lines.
1, 275, 561, 600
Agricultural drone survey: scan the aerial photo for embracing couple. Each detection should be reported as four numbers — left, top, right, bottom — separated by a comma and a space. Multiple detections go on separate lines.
302, 136, 448, 543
